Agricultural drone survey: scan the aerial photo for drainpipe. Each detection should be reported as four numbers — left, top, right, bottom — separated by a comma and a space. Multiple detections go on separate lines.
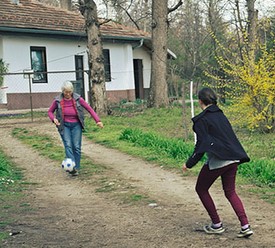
133, 39, 144, 49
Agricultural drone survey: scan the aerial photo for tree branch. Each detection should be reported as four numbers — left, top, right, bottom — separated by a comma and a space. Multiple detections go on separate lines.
168, 0, 183, 13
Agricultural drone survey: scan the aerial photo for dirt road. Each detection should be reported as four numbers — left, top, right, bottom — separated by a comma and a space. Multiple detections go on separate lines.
0, 119, 274, 247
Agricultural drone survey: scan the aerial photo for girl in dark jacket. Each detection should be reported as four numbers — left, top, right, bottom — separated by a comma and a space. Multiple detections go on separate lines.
182, 87, 253, 238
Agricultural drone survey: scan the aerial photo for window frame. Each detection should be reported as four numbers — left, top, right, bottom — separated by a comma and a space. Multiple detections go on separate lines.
30, 46, 48, 83
103, 49, 111, 82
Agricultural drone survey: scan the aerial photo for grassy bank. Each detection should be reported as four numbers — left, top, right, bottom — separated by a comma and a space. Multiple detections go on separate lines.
0, 149, 25, 240
84, 104, 275, 203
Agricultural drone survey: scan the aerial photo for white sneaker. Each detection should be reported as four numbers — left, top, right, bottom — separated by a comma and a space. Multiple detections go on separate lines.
237, 226, 253, 238
203, 224, 225, 234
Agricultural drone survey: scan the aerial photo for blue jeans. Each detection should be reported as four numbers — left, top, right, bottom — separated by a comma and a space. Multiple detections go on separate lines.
60, 122, 82, 170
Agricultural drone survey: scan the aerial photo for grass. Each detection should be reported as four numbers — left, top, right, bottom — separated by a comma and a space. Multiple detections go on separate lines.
11, 127, 155, 206
0, 103, 274, 245
84, 104, 275, 203
0, 110, 48, 119
1, 103, 274, 210
0, 148, 29, 241
3, 104, 274, 203
11, 127, 105, 176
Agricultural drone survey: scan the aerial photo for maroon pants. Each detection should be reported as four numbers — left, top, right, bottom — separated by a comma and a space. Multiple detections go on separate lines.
195, 163, 249, 226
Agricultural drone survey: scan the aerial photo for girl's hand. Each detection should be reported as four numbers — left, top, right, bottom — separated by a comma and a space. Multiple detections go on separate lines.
96, 122, 104, 128
182, 163, 188, 173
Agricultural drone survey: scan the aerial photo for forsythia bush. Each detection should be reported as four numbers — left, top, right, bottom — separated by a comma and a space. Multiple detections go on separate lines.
208, 48, 275, 133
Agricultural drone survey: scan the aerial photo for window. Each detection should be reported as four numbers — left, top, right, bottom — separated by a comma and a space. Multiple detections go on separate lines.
103, 49, 111, 82
30, 46, 47, 83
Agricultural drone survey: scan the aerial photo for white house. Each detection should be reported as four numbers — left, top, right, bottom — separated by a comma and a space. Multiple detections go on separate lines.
0, 0, 155, 110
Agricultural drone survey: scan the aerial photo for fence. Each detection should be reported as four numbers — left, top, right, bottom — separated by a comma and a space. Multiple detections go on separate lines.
1, 69, 89, 106
0, 70, 89, 123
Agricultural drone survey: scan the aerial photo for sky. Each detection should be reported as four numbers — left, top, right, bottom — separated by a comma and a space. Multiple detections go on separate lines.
255, 0, 275, 17
93, 0, 275, 19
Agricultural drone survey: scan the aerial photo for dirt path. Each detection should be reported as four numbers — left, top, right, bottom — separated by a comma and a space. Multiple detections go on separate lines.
0, 120, 274, 248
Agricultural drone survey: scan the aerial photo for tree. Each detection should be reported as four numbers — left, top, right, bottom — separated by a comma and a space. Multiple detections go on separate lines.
37, 0, 75, 10
0, 59, 8, 88
60, 0, 73, 10
79, 0, 108, 116
147, 0, 169, 107
102, 0, 152, 31
147, 0, 183, 108
201, 0, 275, 133
179, 0, 207, 82
246, 0, 258, 61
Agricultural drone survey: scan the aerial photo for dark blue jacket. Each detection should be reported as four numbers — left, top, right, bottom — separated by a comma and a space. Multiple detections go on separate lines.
186, 105, 250, 168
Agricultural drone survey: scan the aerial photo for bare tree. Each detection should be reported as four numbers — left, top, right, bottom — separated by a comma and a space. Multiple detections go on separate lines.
230, 0, 259, 62
103, 0, 152, 30
38, 0, 75, 10
246, 0, 258, 61
147, 0, 183, 108
232, 0, 245, 61
147, 0, 170, 107
60, 0, 73, 10
37, 0, 59, 7
79, 0, 108, 115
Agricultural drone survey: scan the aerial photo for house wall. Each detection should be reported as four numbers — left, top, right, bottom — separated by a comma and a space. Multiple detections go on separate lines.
1, 35, 151, 109
2, 35, 88, 92
104, 42, 136, 103
0, 37, 3, 59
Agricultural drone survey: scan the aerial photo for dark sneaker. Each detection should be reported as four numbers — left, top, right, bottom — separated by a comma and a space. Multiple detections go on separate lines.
237, 227, 253, 238
203, 224, 225, 234
69, 169, 79, 176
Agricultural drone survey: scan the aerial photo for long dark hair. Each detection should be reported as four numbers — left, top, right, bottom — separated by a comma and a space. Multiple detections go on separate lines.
198, 87, 217, 105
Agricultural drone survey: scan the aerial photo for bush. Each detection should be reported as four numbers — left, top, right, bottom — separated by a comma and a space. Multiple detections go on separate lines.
119, 128, 194, 161
238, 159, 275, 187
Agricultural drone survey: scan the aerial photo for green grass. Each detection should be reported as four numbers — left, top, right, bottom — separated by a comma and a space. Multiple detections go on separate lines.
84, 105, 275, 202
11, 127, 156, 206
12, 128, 105, 176
0, 110, 48, 120
0, 148, 27, 241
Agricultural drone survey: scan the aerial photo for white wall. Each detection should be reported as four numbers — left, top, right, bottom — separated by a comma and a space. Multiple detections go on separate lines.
2, 35, 88, 95
104, 42, 135, 91
0, 37, 3, 59
1, 35, 151, 102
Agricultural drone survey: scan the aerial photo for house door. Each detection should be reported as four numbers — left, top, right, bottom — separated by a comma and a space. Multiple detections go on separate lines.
74, 55, 85, 98
133, 59, 144, 99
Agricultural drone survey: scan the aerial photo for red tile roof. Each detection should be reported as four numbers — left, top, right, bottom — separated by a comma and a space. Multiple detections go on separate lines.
0, 0, 150, 39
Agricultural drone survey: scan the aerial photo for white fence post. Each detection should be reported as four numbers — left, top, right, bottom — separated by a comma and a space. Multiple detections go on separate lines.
190, 81, 197, 143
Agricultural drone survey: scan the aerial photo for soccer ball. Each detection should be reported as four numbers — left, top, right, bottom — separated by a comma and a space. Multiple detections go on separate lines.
61, 158, 75, 172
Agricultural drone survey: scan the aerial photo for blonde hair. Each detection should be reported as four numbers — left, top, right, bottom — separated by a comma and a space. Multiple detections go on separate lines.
61, 81, 74, 93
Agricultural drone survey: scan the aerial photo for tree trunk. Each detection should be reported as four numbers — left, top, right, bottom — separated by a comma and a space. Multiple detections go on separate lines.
79, 0, 108, 116
147, 0, 169, 108
247, 0, 258, 61
60, 0, 72, 10
234, 0, 245, 62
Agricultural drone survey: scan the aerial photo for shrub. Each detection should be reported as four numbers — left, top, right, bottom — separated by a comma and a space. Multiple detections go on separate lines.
119, 128, 194, 161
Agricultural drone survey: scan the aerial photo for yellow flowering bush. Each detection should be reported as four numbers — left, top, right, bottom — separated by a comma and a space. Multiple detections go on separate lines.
205, 46, 275, 133
231, 50, 274, 132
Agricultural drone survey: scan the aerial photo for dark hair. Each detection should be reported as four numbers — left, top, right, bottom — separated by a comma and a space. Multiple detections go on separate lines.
198, 87, 217, 105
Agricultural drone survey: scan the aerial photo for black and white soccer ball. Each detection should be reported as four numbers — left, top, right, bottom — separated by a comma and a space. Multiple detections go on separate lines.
61, 158, 76, 172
